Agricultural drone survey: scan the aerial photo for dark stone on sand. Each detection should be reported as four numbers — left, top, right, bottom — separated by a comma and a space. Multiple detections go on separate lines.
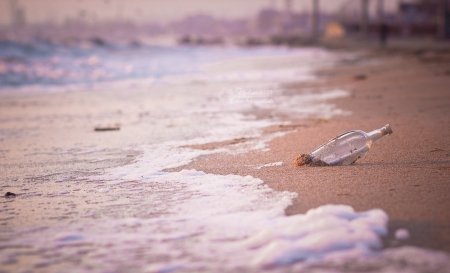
5, 192, 16, 197
353, 74, 367, 81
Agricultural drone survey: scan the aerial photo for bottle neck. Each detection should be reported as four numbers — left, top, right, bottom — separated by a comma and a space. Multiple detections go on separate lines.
367, 124, 393, 143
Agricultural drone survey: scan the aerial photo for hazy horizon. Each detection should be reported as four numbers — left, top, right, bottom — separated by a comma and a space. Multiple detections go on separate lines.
0, 0, 407, 27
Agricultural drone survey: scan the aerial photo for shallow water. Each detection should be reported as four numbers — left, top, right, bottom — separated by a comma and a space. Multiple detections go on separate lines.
0, 39, 321, 90
0, 43, 449, 272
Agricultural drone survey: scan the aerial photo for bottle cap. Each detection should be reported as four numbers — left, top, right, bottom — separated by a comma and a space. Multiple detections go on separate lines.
383, 124, 393, 135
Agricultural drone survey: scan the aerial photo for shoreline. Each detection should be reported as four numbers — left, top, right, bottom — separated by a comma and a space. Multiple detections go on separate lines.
1, 45, 449, 271
172, 50, 450, 252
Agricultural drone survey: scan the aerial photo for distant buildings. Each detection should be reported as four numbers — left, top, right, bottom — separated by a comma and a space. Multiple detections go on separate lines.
2, 0, 449, 43
398, 0, 450, 38
252, 8, 326, 36
336, 0, 450, 39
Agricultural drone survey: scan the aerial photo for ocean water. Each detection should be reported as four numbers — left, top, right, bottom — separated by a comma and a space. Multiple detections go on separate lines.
0, 39, 318, 91
0, 41, 449, 272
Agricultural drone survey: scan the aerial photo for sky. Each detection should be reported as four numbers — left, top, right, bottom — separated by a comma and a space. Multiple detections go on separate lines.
0, 0, 411, 27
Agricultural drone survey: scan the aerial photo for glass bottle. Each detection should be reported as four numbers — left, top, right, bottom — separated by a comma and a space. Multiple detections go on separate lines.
309, 124, 393, 166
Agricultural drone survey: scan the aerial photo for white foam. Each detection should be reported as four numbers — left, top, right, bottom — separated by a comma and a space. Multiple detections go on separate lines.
265, 89, 351, 119
76, 141, 447, 272
248, 205, 388, 267
5, 171, 449, 272
395, 228, 410, 240
257, 161, 283, 169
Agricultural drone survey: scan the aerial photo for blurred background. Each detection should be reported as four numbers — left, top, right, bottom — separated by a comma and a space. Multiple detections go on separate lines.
1, 0, 449, 45
1, 0, 449, 89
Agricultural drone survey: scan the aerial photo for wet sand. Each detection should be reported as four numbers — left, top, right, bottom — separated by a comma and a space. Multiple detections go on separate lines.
173, 50, 450, 252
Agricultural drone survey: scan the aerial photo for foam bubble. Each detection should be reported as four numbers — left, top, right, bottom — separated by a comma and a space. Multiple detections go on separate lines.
257, 161, 283, 169
395, 228, 410, 240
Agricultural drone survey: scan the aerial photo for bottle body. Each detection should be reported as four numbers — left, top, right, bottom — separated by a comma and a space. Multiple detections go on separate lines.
309, 124, 392, 166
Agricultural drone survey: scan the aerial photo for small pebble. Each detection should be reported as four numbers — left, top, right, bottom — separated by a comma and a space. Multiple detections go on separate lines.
353, 74, 367, 81
5, 192, 16, 197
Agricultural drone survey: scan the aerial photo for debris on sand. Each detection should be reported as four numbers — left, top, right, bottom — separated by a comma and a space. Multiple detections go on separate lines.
5, 192, 16, 197
294, 154, 312, 166
353, 74, 367, 81
297, 124, 392, 167
94, 124, 120, 131
294, 153, 330, 167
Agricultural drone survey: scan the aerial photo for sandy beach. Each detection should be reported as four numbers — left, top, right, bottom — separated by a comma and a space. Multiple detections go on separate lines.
1, 44, 450, 272
176, 48, 450, 252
